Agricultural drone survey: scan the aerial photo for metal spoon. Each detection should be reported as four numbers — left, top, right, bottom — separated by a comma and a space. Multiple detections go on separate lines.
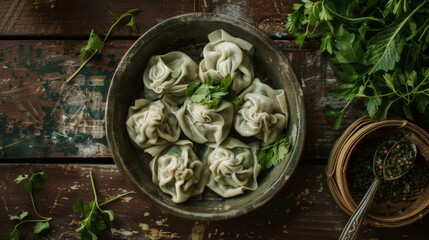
339, 139, 417, 240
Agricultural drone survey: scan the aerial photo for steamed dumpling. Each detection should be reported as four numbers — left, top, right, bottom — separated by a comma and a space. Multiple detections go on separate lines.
150, 140, 208, 203
126, 98, 180, 155
173, 99, 233, 145
143, 51, 198, 102
199, 29, 254, 93
204, 138, 261, 198
234, 78, 288, 144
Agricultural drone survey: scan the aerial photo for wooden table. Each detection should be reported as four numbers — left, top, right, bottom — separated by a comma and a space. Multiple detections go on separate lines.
0, 1, 427, 239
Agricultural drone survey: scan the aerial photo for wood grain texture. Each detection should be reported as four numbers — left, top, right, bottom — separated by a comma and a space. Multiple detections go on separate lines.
0, 164, 427, 240
0, 0, 297, 38
0, 39, 360, 160
0, 0, 204, 37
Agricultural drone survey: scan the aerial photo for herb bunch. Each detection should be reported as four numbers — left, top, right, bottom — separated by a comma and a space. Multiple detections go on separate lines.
286, 0, 429, 129
66, 8, 140, 82
10, 170, 52, 240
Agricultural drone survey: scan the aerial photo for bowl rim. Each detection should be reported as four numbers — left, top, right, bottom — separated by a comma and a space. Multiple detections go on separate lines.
105, 12, 306, 220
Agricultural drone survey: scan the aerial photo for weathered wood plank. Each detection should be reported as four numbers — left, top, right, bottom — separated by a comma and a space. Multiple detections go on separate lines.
0, 0, 204, 37
0, 164, 427, 240
0, 0, 297, 38
0, 39, 359, 160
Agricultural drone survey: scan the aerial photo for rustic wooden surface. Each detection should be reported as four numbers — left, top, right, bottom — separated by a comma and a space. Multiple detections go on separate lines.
1, 164, 428, 240
0, 0, 427, 239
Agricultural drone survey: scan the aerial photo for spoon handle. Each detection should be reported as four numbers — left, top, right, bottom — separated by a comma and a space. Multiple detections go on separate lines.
339, 178, 381, 240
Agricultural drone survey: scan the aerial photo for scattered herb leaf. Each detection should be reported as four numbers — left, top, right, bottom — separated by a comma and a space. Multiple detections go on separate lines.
256, 136, 292, 170
10, 170, 52, 240
186, 74, 238, 108
66, 8, 140, 82
71, 170, 134, 240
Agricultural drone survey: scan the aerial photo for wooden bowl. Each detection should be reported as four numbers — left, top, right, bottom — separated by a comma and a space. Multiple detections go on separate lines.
105, 13, 305, 220
327, 116, 429, 227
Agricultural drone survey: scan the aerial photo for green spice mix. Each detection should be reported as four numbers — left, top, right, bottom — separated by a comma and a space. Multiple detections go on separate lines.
347, 134, 429, 204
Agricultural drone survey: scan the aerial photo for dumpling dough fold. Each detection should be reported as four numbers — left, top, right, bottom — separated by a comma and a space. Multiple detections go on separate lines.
234, 78, 288, 144
126, 98, 180, 156
173, 99, 233, 146
143, 51, 198, 102
199, 29, 254, 93
150, 140, 208, 203
204, 138, 261, 198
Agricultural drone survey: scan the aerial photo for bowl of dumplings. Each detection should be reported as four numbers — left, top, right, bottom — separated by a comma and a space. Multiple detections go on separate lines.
106, 13, 306, 220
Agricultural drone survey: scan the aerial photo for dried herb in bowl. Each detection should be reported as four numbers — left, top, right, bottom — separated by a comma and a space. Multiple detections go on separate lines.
347, 134, 429, 206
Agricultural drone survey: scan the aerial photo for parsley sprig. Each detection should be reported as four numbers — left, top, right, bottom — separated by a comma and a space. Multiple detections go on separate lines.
71, 170, 134, 240
186, 74, 238, 108
286, 0, 429, 129
256, 136, 292, 170
10, 170, 52, 240
66, 8, 140, 82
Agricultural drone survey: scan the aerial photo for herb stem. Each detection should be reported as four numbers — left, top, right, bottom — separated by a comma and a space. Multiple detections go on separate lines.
99, 191, 135, 207
29, 192, 51, 220
103, 13, 134, 42
322, 1, 384, 24
66, 50, 98, 82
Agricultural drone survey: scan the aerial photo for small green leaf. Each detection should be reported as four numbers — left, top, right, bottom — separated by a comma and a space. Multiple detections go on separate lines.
366, 97, 382, 117
10, 227, 20, 240
14, 175, 28, 184
94, 219, 107, 232
256, 136, 291, 170
9, 211, 28, 221
127, 17, 137, 32
73, 197, 85, 213
332, 112, 344, 130
325, 105, 340, 117
79, 30, 105, 59
33, 221, 50, 234
416, 94, 429, 113
102, 210, 115, 221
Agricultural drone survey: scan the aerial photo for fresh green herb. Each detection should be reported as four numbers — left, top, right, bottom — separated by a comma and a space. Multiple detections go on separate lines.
285, 0, 429, 129
71, 170, 134, 240
66, 8, 140, 82
186, 75, 238, 108
10, 170, 52, 240
256, 136, 292, 170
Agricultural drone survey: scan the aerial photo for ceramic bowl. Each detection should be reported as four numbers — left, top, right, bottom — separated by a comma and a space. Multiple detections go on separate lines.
105, 13, 305, 220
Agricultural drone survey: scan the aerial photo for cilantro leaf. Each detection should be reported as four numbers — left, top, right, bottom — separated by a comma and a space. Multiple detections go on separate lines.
9, 211, 29, 221
187, 75, 238, 108
33, 221, 50, 234
79, 30, 105, 59
10, 227, 20, 240
256, 136, 292, 170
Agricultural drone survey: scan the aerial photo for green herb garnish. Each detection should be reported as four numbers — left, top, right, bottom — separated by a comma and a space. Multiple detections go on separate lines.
256, 136, 292, 170
10, 170, 52, 240
286, 0, 429, 129
71, 170, 134, 240
66, 8, 140, 82
186, 75, 238, 108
